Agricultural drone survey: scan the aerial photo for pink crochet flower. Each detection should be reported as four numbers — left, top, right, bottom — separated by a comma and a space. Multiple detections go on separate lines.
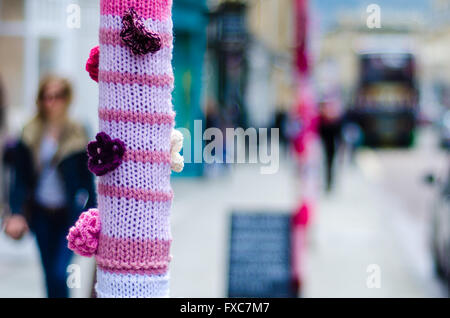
86, 46, 100, 82
67, 209, 101, 257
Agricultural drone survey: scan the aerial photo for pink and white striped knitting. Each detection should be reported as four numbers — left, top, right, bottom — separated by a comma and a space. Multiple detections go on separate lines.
94, 0, 175, 298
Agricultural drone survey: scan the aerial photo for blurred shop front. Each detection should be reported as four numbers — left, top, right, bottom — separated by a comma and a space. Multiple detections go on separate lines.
208, 1, 248, 131
172, 0, 208, 177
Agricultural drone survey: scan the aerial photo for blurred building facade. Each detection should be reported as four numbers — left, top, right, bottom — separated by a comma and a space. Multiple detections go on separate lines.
1, 0, 300, 145
0, 0, 209, 177
427, 0, 450, 86
245, 0, 296, 128
0, 0, 99, 135
315, 4, 450, 120
206, 0, 297, 130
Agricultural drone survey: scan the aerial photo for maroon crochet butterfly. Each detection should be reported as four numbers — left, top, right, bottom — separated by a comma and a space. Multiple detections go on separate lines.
120, 7, 161, 55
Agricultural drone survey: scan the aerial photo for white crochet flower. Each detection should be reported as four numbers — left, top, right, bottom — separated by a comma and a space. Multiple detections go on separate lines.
170, 129, 184, 173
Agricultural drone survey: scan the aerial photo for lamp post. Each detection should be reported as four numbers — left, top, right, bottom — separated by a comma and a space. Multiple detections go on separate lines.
67, 0, 180, 298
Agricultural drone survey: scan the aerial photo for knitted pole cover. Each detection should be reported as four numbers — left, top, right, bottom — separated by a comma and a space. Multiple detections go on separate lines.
68, 0, 179, 298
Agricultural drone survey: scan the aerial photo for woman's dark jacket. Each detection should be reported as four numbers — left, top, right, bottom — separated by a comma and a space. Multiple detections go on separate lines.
2, 119, 96, 228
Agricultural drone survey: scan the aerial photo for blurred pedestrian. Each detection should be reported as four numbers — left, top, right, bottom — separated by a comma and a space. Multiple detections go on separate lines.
341, 109, 363, 164
204, 98, 227, 177
273, 108, 289, 146
0, 75, 8, 227
318, 98, 342, 192
0, 75, 5, 131
2, 75, 96, 298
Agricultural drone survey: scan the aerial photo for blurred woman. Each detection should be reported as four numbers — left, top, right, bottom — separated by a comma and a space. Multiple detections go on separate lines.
3, 75, 96, 298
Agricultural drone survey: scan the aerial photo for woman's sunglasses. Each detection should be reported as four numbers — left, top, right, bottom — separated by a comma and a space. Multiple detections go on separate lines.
41, 91, 67, 102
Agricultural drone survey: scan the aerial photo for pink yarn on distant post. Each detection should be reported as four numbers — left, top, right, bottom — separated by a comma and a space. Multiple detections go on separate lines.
86, 46, 100, 82
67, 209, 101, 257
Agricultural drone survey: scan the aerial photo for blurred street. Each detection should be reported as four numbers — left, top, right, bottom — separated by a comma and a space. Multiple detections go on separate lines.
1, 0, 450, 299
1, 128, 447, 298
170, 128, 448, 298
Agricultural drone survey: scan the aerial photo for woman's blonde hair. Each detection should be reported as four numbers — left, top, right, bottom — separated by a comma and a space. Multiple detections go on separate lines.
35, 75, 73, 120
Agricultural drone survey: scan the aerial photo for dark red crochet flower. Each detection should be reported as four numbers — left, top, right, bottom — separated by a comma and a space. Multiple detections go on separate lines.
87, 132, 125, 176
120, 7, 161, 55
85, 46, 100, 82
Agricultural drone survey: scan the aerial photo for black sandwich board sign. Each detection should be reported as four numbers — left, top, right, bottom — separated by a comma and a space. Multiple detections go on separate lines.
227, 212, 297, 298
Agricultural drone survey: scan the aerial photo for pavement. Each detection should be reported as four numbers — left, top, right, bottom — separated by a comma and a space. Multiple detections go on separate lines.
302, 128, 447, 297
303, 157, 445, 297
0, 129, 447, 298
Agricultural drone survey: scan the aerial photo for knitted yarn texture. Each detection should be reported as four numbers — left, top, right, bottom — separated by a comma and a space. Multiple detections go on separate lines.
68, 0, 178, 298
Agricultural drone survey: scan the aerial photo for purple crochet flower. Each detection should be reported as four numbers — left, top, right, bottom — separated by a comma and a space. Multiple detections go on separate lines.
120, 7, 161, 55
87, 132, 125, 176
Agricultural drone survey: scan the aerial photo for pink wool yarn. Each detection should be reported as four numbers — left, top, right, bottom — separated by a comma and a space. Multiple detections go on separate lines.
68, 0, 179, 298
67, 209, 101, 257
86, 46, 100, 82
